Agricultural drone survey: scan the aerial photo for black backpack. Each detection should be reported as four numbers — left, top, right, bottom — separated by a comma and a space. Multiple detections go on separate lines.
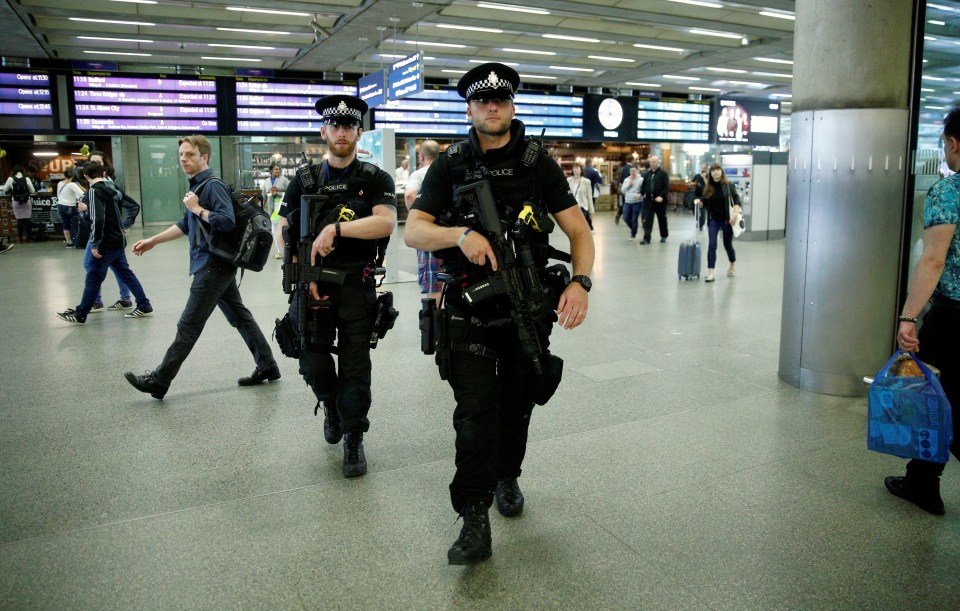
195, 177, 274, 273
11, 176, 30, 199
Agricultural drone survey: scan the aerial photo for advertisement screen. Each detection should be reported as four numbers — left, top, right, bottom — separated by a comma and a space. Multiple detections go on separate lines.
72, 72, 218, 132
716, 97, 781, 146
0, 69, 54, 132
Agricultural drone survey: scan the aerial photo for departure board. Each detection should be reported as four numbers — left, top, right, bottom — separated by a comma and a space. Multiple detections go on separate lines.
0, 70, 54, 132
72, 73, 218, 132
372, 87, 582, 138
636, 97, 712, 142
236, 78, 356, 133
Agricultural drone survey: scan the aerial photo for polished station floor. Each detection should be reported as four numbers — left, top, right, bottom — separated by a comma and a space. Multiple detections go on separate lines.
1, 211, 957, 609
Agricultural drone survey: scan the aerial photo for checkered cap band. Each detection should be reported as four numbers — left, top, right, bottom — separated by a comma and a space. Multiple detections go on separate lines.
465, 70, 515, 99
322, 100, 362, 122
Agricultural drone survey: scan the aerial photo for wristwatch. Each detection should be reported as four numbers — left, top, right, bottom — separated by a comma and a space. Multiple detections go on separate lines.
570, 275, 592, 292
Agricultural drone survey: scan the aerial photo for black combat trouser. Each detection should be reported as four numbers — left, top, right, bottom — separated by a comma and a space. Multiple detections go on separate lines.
293, 274, 377, 433
443, 305, 553, 513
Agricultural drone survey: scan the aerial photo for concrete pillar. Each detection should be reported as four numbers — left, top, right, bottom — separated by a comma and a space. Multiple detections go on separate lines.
778, 0, 917, 396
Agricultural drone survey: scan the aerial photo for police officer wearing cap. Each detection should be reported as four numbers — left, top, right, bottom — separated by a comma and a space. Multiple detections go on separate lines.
279, 94, 397, 478
405, 63, 595, 564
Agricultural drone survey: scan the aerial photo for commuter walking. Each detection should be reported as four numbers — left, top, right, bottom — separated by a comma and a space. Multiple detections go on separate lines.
621, 166, 643, 240
54, 162, 152, 324
568, 163, 595, 231
694, 163, 741, 282
640, 155, 670, 244
84, 151, 134, 310
124, 135, 279, 400
261, 162, 288, 259
56, 170, 84, 247
405, 139, 442, 299
884, 105, 960, 516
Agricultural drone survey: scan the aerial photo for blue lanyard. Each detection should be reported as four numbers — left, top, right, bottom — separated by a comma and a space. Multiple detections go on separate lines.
324, 160, 354, 184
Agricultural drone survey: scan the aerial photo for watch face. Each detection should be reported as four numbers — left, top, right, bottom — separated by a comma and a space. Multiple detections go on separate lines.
598, 98, 624, 131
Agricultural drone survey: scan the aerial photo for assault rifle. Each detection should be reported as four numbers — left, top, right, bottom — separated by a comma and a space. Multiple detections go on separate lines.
455, 180, 551, 374
282, 194, 356, 350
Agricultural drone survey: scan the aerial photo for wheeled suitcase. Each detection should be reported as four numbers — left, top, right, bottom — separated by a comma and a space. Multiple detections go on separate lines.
678, 205, 702, 280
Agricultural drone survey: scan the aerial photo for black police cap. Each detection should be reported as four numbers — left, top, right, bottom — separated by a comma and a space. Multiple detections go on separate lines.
456, 63, 520, 101
314, 94, 368, 125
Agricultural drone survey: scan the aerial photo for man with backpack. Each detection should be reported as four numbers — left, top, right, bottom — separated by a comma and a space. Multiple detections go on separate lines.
124, 135, 279, 400
54, 161, 152, 324
278, 94, 397, 478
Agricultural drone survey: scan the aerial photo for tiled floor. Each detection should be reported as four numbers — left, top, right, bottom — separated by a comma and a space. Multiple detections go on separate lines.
1, 211, 956, 609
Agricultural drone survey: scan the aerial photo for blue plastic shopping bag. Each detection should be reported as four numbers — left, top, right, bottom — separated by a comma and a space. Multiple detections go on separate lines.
867, 350, 953, 463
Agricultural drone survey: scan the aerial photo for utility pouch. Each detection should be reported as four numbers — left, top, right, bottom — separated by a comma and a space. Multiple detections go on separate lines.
370, 291, 399, 348
420, 298, 437, 355
272, 313, 301, 359
532, 353, 564, 406
542, 263, 571, 311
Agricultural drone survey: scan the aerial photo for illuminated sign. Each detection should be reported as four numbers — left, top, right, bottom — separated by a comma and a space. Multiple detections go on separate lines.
636, 97, 712, 142
0, 70, 53, 132
388, 52, 423, 101
716, 97, 781, 146
235, 78, 356, 133
359, 71, 387, 109
72, 73, 218, 132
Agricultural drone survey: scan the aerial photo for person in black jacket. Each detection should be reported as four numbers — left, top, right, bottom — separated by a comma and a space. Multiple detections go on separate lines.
694, 163, 742, 282
640, 155, 670, 244
55, 162, 152, 324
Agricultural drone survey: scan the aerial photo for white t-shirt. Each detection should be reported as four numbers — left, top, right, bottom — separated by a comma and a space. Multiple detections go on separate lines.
406, 165, 429, 194
57, 181, 85, 207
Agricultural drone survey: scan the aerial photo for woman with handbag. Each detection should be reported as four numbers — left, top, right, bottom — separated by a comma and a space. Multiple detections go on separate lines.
694, 163, 742, 282
567, 163, 594, 231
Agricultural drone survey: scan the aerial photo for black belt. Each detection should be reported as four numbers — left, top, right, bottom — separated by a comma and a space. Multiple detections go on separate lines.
931, 294, 960, 310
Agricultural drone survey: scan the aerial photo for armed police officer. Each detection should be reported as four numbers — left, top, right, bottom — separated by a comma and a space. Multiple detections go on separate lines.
405, 63, 595, 565
278, 95, 397, 478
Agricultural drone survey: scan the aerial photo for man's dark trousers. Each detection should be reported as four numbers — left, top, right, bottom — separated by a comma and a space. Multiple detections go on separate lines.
642, 200, 669, 242
154, 259, 275, 385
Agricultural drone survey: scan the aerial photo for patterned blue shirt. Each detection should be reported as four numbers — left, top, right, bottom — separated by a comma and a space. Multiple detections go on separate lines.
924, 172, 960, 300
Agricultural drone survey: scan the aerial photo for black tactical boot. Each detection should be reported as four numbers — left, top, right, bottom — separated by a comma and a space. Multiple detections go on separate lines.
342, 432, 367, 478
447, 501, 492, 565
323, 402, 343, 445
495, 477, 524, 517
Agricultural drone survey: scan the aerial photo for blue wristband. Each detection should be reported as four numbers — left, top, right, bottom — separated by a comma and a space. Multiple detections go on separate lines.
457, 227, 473, 247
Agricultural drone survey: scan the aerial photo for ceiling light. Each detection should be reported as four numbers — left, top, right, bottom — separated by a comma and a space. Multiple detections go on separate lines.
217, 28, 293, 35
727, 81, 760, 86
33, 151, 59, 157
543, 34, 600, 43
442, 69, 467, 74
706, 67, 747, 73
226, 6, 311, 17
770, 93, 792, 98
107, 0, 156, 3
689, 29, 743, 40
379, 54, 404, 58
925, 36, 937, 41
77, 36, 154, 43
518, 74, 557, 79
922, 75, 946, 81
83, 50, 153, 56
759, 11, 795, 20
625, 82, 661, 88
928, 3, 955, 11
756, 57, 793, 65
929, 20, 946, 25
436, 24, 503, 33
666, 0, 723, 7
689, 87, 721, 92
405, 40, 467, 48
470, 59, 519, 66
925, 105, 947, 110
502, 48, 556, 55
477, 2, 550, 14
664, 75, 700, 81
549, 66, 595, 72
209, 44, 276, 50
70, 17, 156, 26
921, 88, 935, 92
754, 71, 792, 78
633, 43, 684, 53
201, 56, 262, 62
588, 55, 633, 63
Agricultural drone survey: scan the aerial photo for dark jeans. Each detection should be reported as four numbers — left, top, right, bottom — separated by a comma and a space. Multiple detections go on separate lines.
76, 248, 149, 317
84, 240, 131, 302
17, 218, 31, 242
444, 305, 552, 512
905, 301, 960, 482
294, 275, 377, 433
154, 260, 276, 385
623, 202, 642, 238
642, 200, 668, 241
707, 218, 736, 269
58, 205, 78, 240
